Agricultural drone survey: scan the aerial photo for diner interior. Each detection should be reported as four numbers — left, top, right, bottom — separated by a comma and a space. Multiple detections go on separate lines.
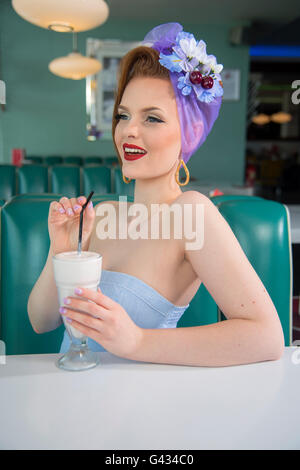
1, 0, 299, 349
0, 0, 300, 451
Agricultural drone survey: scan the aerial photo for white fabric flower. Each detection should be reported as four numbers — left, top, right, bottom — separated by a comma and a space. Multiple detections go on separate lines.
203, 54, 223, 74
194, 40, 208, 63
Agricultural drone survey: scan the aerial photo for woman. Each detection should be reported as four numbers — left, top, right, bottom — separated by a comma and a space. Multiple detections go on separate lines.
28, 23, 284, 366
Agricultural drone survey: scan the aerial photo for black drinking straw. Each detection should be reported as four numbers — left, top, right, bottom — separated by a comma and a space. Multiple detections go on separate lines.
77, 191, 94, 255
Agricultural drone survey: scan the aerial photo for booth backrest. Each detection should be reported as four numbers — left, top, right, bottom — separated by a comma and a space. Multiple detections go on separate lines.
84, 157, 103, 165
64, 157, 83, 165
25, 156, 43, 164
17, 165, 49, 194
50, 165, 82, 198
83, 165, 112, 195
1, 195, 65, 354
45, 156, 63, 165
0, 164, 117, 201
217, 198, 292, 345
0, 165, 17, 200
210, 195, 263, 205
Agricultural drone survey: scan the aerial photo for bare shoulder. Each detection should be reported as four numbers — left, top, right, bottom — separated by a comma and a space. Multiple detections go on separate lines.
174, 190, 215, 219
175, 190, 212, 206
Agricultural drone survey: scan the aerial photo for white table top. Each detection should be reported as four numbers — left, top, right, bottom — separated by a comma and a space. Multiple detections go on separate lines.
0, 348, 299, 450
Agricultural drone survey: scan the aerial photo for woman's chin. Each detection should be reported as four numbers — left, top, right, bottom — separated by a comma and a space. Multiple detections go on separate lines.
122, 169, 136, 180
122, 165, 140, 179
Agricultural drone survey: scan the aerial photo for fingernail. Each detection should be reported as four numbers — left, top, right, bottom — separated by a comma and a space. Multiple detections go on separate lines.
88, 201, 93, 209
63, 297, 71, 305
78, 197, 85, 203
59, 208, 65, 214
67, 208, 74, 216
66, 317, 72, 323
75, 288, 82, 295
59, 307, 67, 314
74, 204, 81, 211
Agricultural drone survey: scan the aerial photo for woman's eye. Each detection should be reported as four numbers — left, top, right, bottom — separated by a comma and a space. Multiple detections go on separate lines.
114, 113, 163, 123
114, 113, 128, 120
147, 116, 163, 123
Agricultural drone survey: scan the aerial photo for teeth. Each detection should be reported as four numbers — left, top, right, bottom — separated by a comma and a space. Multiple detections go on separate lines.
124, 147, 145, 154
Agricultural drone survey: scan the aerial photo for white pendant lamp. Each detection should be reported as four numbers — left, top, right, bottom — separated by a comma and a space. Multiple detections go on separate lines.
49, 33, 102, 80
12, 0, 109, 32
49, 52, 102, 79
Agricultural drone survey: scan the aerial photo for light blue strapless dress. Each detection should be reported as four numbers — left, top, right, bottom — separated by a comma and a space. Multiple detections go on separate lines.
59, 269, 190, 353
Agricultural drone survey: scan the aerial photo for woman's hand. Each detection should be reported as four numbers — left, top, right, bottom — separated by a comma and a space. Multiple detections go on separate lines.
59, 287, 144, 359
48, 196, 95, 255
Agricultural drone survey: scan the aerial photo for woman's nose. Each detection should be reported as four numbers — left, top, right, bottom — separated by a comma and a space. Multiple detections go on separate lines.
124, 119, 139, 138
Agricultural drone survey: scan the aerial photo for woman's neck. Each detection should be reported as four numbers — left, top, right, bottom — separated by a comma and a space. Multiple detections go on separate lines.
133, 177, 183, 210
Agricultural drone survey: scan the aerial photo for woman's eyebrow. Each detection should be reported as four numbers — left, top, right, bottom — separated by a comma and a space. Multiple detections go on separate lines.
118, 105, 164, 113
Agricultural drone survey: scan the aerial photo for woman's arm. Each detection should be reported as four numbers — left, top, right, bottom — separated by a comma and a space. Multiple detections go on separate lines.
129, 192, 285, 366
27, 197, 97, 334
27, 244, 62, 334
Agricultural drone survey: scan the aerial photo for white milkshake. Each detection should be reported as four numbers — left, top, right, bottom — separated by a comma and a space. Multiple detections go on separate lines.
52, 251, 102, 340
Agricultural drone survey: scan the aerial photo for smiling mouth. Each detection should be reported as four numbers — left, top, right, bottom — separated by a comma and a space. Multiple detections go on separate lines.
123, 144, 147, 161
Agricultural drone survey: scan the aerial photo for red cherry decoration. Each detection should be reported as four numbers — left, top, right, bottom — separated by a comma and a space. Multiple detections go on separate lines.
201, 76, 214, 89
189, 71, 203, 85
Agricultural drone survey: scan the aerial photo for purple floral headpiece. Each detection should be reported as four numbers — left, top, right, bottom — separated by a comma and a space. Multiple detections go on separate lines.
141, 22, 224, 163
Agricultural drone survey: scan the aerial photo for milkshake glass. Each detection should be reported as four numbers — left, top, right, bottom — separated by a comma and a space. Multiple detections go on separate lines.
53, 251, 102, 371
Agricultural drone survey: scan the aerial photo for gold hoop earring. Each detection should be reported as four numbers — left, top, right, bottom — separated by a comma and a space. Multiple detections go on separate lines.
122, 174, 132, 184
175, 159, 190, 186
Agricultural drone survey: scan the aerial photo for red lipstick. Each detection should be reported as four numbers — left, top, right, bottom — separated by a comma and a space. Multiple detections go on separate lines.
123, 143, 147, 161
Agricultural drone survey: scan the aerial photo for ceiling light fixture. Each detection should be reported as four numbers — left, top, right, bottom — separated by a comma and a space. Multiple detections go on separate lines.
251, 114, 271, 125
270, 112, 292, 124
48, 33, 102, 80
12, 0, 109, 32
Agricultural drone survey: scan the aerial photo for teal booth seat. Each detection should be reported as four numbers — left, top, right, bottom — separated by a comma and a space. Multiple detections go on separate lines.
210, 194, 263, 205
63, 156, 83, 165
92, 193, 134, 204
45, 156, 63, 165
25, 156, 43, 164
113, 168, 135, 197
216, 198, 292, 346
17, 165, 49, 194
83, 165, 112, 195
50, 165, 81, 198
0, 164, 17, 201
10, 193, 63, 199
83, 157, 103, 165
178, 285, 219, 328
103, 156, 119, 166
0, 195, 65, 355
